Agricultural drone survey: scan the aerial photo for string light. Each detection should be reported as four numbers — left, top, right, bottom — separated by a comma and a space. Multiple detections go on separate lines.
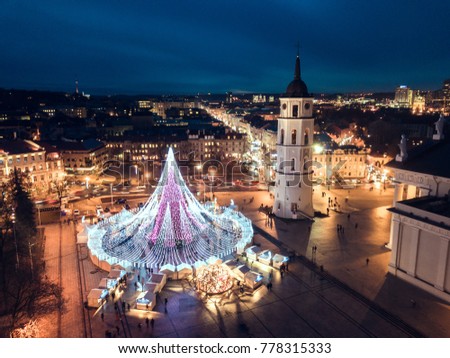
87, 148, 253, 269
196, 264, 233, 294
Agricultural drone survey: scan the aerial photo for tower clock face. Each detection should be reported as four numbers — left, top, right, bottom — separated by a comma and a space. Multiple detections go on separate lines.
282, 103, 287, 110
304, 103, 310, 110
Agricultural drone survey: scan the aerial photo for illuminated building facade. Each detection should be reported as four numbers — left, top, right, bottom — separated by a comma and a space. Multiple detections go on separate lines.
386, 122, 450, 302
395, 85, 413, 108
0, 139, 64, 195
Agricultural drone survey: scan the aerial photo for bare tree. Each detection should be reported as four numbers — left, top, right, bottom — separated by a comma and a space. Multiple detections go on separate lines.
0, 170, 65, 337
50, 176, 69, 209
4, 266, 64, 336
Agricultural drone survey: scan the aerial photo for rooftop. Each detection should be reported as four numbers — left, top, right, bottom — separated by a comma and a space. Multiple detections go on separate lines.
0, 139, 43, 155
398, 196, 450, 219
386, 139, 450, 179
38, 138, 105, 152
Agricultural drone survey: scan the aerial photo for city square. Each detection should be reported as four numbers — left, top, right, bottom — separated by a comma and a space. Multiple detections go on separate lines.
0, 1, 450, 351
32, 181, 449, 338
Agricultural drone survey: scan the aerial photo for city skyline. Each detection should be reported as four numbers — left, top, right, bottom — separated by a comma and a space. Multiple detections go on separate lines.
1, 0, 450, 95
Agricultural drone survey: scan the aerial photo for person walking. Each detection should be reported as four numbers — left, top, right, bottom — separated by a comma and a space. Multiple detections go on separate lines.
151, 318, 155, 330
366, 258, 369, 265
145, 317, 149, 328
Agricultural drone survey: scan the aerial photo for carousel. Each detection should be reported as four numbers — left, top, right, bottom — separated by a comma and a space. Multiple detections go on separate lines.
86, 148, 253, 271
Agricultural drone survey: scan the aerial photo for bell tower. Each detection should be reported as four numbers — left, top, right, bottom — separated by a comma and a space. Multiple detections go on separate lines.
273, 54, 314, 219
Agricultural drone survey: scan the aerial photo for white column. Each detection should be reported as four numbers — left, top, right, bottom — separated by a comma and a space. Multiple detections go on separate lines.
388, 216, 401, 265
393, 183, 404, 204
406, 227, 420, 276
406, 184, 416, 200
435, 237, 449, 291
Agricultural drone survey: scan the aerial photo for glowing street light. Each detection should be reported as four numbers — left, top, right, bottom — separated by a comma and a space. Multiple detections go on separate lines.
12, 211, 19, 270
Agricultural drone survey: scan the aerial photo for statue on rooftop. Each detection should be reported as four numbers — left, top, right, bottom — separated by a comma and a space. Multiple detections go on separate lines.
433, 114, 445, 140
396, 134, 408, 162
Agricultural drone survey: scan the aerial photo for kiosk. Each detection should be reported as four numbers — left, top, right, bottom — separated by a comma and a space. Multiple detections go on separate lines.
136, 291, 156, 311
272, 254, 289, 269
245, 245, 263, 261
244, 271, 264, 290
258, 250, 273, 266
149, 273, 167, 292
87, 288, 108, 308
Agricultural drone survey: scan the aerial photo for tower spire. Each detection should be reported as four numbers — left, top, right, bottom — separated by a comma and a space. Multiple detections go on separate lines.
294, 48, 301, 80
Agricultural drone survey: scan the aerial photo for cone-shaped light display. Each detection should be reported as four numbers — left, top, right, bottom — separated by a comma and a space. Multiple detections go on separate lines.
87, 148, 253, 269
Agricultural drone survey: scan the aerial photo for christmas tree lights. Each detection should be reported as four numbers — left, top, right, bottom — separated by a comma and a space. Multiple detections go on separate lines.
87, 148, 253, 270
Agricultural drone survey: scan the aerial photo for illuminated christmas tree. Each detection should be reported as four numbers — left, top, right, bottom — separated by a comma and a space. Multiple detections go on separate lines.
87, 148, 253, 269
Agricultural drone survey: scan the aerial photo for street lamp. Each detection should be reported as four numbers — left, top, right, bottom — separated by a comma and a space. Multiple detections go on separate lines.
12, 212, 19, 270
85, 176, 90, 189
37, 206, 42, 226
28, 241, 36, 279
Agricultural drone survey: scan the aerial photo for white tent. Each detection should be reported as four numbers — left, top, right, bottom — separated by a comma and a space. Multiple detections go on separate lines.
258, 250, 273, 265
76, 224, 89, 244
272, 254, 289, 269
160, 264, 176, 279
149, 273, 167, 292
136, 291, 156, 311
244, 271, 264, 290
245, 245, 263, 261
223, 259, 239, 272
143, 282, 159, 294
176, 263, 192, 279
87, 288, 108, 308
232, 264, 250, 281
98, 277, 117, 290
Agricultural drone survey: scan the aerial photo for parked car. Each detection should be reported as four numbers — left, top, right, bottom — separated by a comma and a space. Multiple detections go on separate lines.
73, 209, 80, 216
115, 198, 126, 204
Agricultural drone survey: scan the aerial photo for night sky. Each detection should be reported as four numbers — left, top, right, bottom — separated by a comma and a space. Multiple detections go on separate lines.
1, 0, 449, 95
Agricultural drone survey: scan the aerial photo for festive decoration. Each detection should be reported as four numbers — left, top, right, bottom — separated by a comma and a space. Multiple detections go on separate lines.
196, 264, 233, 294
10, 320, 40, 338
87, 148, 253, 269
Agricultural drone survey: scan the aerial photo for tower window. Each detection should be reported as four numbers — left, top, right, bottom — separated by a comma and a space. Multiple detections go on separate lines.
304, 129, 309, 145
291, 129, 297, 145
291, 158, 295, 171
280, 129, 285, 145
292, 105, 298, 117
